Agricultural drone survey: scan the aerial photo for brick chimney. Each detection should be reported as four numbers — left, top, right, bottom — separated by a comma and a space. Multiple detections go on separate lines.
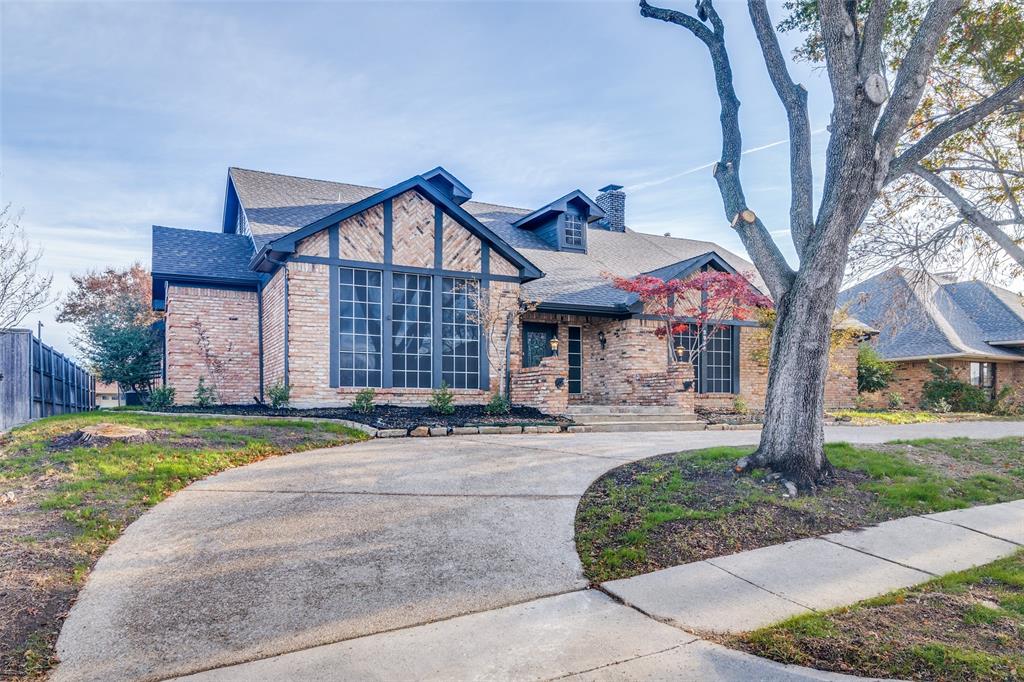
596, 184, 625, 232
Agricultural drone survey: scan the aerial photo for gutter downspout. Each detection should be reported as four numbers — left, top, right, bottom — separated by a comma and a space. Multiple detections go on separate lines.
266, 257, 290, 388
257, 280, 265, 403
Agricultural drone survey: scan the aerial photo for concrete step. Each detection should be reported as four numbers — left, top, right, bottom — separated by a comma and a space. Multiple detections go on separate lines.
566, 404, 692, 416
568, 413, 703, 425
571, 421, 708, 433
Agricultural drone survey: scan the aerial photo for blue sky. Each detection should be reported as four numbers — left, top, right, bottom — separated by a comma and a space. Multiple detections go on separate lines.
1, 0, 835, 358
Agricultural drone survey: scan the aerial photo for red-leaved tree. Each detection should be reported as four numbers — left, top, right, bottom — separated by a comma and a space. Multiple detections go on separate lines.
611, 270, 772, 366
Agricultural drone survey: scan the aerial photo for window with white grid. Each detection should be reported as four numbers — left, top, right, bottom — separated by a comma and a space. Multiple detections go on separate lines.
391, 273, 433, 388
441, 277, 480, 389
672, 325, 734, 393
338, 267, 382, 388
564, 213, 584, 248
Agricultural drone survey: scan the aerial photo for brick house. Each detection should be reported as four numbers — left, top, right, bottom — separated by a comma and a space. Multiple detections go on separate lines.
839, 268, 1024, 407
151, 167, 862, 414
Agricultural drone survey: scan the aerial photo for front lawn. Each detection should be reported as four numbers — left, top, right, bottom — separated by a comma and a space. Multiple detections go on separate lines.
575, 437, 1024, 582
0, 412, 367, 680
728, 551, 1024, 682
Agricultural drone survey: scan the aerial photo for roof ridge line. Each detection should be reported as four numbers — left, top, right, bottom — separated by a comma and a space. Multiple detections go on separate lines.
230, 166, 382, 191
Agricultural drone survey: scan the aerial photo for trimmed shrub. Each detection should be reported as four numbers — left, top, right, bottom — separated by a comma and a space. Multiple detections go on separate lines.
921, 362, 990, 412
146, 386, 176, 409
352, 387, 376, 415
484, 392, 511, 416
887, 391, 904, 410
193, 376, 217, 408
266, 382, 291, 409
429, 382, 455, 415
857, 344, 894, 393
732, 396, 749, 415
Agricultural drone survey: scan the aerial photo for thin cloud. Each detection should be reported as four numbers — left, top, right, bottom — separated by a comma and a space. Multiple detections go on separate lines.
627, 128, 828, 193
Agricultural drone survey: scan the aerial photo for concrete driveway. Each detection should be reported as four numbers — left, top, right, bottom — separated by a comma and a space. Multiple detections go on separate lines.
54, 422, 1024, 681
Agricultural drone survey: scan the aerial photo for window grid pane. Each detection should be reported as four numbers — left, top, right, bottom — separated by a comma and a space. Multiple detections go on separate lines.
564, 214, 584, 247
391, 273, 433, 388
338, 267, 382, 388
568, 327, 582, 394
672, 326, 733, 393
442, 277, 480, 390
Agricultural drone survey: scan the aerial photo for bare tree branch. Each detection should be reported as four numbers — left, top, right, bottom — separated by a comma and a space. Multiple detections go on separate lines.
0, 204, 53, 329
875, 0, 965, 156
747, 0, 814, 259
857, 0, 892, 79
640, 0, 795, 299
817, 0, 860, 121
933, 165, 1024, 179
914, 164, 1024, 269
888, 75, 1024, 181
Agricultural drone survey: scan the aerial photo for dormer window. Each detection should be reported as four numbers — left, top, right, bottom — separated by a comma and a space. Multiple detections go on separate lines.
564, 213, 584, 248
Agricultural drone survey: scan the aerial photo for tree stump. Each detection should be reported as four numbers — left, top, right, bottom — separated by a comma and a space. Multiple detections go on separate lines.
55, 423, 154, 448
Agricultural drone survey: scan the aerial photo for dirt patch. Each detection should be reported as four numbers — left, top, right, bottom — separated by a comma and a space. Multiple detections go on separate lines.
154, 403, 568, 429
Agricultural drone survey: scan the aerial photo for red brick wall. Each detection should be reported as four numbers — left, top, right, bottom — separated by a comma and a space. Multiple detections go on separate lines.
510, 356, 568, 414
262, 270, 285, 389
165, 285, 260, 404
859, 358, 1024, 409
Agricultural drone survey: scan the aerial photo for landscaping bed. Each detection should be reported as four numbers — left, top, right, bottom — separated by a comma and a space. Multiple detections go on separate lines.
0, 412, 367, 680
726, 551, 1024, 682
694, 406, 764, 426
151, 403, 568, 430
575, 437, 1024, 582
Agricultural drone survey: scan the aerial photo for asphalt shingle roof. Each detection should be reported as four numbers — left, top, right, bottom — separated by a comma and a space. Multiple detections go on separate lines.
152, 226, 260, 282
838, 268, 1024, 361
227, 168, 766, 311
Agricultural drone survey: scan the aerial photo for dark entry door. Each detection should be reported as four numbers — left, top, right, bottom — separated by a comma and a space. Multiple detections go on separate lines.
522, 322, 557, 368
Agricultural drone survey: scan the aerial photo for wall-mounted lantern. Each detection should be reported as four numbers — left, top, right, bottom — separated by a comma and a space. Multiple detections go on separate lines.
549, 337, 560, 356
597, 331, 607, 350
674, 345, 687, 361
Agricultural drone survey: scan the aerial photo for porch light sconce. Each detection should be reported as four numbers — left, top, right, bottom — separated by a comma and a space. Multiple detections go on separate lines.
597, 331, 607, 350
555, 377, 565, 389
682, 380, 694, 392
549, 337, 560, 355
673, 345, 686, 361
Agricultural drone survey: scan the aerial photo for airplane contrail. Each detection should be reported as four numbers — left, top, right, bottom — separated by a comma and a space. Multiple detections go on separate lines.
626, 127, 827, 193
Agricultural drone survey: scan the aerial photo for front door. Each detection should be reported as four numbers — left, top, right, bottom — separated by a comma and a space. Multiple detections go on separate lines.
522, 322, 557, 368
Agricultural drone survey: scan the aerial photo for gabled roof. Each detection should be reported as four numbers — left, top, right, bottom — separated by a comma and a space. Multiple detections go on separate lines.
245, 173, 542, 280
838, 267, 1024, 361
643, 251, 740, 282
151, 226, 261, 303
511, 190, 605, 230
220, 167, 768, 315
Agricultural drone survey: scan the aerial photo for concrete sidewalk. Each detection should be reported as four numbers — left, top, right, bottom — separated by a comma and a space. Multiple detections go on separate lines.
603, 499, 1024, 634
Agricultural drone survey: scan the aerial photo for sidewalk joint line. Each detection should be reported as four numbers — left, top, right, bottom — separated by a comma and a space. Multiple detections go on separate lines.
703, 560, 819, 612
183, 487, 580, 501
545, 643, 692, 680
916, 513, 1022, 547
818, 534, 937, 577
153, 587, 590, 682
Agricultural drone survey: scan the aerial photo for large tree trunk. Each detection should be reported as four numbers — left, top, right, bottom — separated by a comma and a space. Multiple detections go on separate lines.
748, 199, 866, 489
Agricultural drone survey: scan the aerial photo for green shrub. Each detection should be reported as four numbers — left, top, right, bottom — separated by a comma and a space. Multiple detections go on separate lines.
484, 392, 511, 415
429, 382, 456, 415
921, 362, 990, 412
992, 385, 1024, 416
887, 391, 904, 410
732, 396, 749, 415
193, 376, 217, 408
146, 386, 176, 410
266, 382, 291, 409
352, 387, 376, 415
857, 344, 894, 393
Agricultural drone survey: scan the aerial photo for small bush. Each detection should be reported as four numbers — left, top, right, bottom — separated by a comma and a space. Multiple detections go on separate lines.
266, 382, 291, 409
352, 387, 376, 415
992, 385, 1024, 417
857, 344, 894, 393
732, 396, 749, 415
146, 386, 176, 409
887, 392, 904, 410
429, 382, 456, 415
484, 392, 511, 415
921, 362, 990, 412
929, 397, 953, 414
193, 376, 217, 408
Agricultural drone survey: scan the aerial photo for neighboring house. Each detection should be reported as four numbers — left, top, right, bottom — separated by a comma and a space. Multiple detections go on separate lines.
839, 267, 1024, 407
95, 381, 124, 409
151, 167, 861, 413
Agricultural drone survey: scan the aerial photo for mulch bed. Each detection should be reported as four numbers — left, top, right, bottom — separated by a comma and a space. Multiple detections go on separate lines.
154, 403, 569, 430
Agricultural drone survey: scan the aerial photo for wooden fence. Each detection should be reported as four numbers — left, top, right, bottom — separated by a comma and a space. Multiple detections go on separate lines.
0, 329, 96, 431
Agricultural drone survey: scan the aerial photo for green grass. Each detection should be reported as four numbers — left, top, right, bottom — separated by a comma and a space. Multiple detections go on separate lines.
735, 551, 1024, 681
576, 438, 1024, 582
1, 411, 367, 678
